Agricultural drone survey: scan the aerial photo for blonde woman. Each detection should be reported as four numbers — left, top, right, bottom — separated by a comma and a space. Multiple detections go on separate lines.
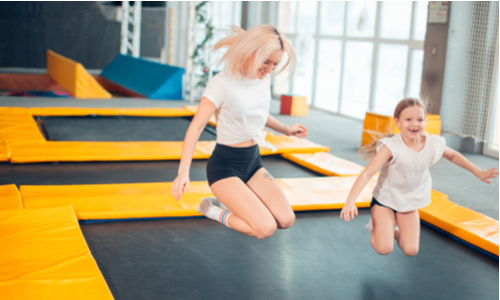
171, 25, 307, 239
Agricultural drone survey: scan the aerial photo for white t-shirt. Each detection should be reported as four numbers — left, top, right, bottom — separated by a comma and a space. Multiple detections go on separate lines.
372, 133, 446, 212
202, 70, 274, 149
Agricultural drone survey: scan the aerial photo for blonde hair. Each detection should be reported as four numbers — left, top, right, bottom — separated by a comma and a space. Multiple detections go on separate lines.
212, 25, 296, 79
358, 98, 428, 159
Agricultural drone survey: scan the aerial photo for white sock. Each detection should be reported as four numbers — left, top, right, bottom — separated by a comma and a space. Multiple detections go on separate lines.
197, 197, 232, 228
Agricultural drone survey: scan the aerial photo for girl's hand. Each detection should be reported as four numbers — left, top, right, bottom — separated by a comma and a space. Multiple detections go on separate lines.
171, 172, 190, 201
286, 123, 308, 138
476, 167, 499, 184
340, 201, 358, 221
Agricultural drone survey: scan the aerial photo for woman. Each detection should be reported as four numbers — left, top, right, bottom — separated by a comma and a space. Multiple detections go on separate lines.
171, 25, 308, 239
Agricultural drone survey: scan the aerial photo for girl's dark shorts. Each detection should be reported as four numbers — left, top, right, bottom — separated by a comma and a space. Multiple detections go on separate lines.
206, 143, 264, 186
370, 197, 398, 213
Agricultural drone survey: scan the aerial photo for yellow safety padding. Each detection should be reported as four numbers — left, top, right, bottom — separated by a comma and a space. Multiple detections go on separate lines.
264, 135, 330, 154
0, 107, 45, 142
9, 140, 215, 163
20, 176, 377, 220
184, 105, 217, 127
361, 111, 441, 146
0, 206, 114, 300
20, 182, 212, 220
278, 176, 378, 211
281, 152, 364, 176
47, 50, 111, 99
0, 139, 10, 161
419, 197, 499, 256
29, 107, 195, 117
0, 184, 23, 210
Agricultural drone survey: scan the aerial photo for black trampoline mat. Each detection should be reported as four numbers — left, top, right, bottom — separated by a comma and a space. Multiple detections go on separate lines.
80, 209, 499, 300
38, 116, 216, 141
0, 155, 323, 186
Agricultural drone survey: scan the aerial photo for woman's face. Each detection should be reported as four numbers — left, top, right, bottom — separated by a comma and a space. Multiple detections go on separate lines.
256, 50, 283, 79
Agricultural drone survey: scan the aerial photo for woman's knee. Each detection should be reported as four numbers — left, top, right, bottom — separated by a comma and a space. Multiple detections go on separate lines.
252, 221, 277, 239
277, 213, 295, 229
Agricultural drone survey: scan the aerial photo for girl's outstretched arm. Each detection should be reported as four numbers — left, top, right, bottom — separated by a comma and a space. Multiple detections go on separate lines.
171, 97, 217, 200
340, 145, 393, 221
265, 114, 308, 138
442, 147, 499, 184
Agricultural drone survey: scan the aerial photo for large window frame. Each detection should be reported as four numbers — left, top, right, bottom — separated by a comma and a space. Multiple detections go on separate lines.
274, 1, 427, 119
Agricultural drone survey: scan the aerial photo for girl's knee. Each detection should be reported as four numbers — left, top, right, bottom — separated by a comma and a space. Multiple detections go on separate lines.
373, 243, 394, 255
400, 245, 419, 257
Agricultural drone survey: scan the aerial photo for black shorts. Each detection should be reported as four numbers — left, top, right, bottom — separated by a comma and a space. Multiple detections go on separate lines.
370, 197, 398, 213
206, 143, 264, 186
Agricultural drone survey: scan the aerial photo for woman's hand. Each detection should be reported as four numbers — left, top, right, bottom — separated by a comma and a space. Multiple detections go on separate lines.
171, 171, 190, 201
286, 123, 308, 138
476, 167, 499, 184
340, 201, 358, 221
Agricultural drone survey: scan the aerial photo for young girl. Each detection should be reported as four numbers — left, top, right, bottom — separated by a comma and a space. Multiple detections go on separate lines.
171, 25, 308, 239
340, 98, 498, 256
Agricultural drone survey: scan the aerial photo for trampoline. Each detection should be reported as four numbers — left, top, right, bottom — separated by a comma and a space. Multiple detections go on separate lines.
0, 114, 498, 300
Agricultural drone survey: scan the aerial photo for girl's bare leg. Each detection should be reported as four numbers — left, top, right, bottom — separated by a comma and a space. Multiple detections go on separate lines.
370, 204, 396, 255
395, 210, 420, 256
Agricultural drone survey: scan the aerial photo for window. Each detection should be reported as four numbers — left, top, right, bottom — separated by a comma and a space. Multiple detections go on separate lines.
276, 1, 428, 119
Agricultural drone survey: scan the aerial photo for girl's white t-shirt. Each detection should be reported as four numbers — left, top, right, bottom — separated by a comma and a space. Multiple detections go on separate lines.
372, 133, 446, 212
202, 70, 274, 149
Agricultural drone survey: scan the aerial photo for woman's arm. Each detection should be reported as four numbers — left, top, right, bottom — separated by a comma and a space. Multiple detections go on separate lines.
442, 147, 498, 183
340, 145, 393, 221
265, 114, 308, 138
171, 97, 217, 200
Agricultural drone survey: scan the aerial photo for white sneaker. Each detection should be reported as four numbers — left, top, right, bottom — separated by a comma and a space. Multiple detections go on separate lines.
201, 197, 228, 210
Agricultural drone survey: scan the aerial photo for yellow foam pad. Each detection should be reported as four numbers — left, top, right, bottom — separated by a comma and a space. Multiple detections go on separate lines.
281, 152, 364, 176
361, 111, 441, 146
29, 107, 195, 117
279, 176, 377, 210
0, 107, 45, 142
0, 184, 23, 210
420, 197, 499, 256
0, 138, 10, 161
1, 107, 328, 163
9, 140, 216, 163
20, 176, 376, 220
0, 206, 113, 299
47, 50, 111, 99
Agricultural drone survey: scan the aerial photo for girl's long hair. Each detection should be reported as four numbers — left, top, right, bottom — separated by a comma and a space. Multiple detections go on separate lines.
358, 98, 428, 159
212, 25, 296, 79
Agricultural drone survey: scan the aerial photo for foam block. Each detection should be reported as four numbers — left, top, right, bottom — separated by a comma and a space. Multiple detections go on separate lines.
46, 50, 111, 99
280, 95, 308, 116
101, 54, 184, 100
361, 111, 441, 146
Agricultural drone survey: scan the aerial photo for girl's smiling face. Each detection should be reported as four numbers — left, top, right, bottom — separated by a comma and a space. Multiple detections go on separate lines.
394, 105, 426, 141
256, 50, 283, 79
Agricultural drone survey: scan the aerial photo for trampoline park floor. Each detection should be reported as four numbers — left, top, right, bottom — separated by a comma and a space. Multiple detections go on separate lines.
0, 96, 498, 300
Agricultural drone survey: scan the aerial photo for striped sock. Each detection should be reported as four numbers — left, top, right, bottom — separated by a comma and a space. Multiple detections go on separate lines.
197, 197, 233, 228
